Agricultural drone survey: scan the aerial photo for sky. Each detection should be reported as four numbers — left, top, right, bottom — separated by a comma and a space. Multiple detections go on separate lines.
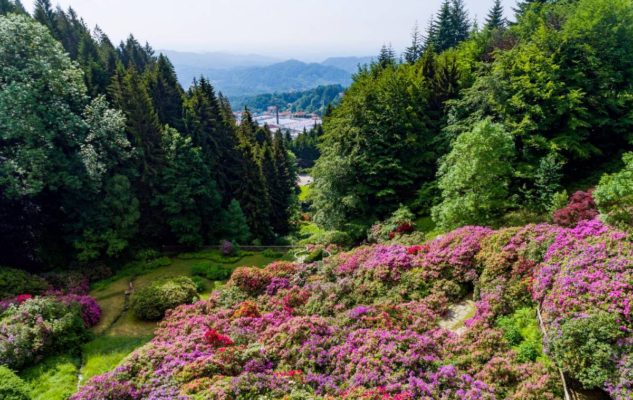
25, 0, 517, 61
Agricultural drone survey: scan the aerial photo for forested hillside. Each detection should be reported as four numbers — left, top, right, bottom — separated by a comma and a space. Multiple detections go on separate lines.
313, 0, 633, 239
2, 0, 633, 399
230, 84, 344, 115
0, 1, 297, 269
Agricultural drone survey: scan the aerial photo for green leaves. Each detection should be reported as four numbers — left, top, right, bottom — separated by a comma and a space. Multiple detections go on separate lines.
433, 119, 515, 230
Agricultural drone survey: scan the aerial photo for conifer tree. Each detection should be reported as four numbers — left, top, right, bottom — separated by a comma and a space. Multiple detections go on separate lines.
513, 0, 545, 18
271, 130, 295, 235
424, 15, 437, 50
0, 0, 25, 15
119, 35, 154, 71
485, 0, 506, 30
404, 23, 424, 64
434, 0, 454, 52
109, 64, 165, 241
221, 199, 251, 244
377, 44, 397, 69
451, 0, 470, 44
148, 54, 185, 132
235, 110, 273, 242
33, 0, 56, 31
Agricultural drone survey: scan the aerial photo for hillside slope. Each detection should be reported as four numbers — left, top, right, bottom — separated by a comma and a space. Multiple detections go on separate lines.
73, 219, 633, 399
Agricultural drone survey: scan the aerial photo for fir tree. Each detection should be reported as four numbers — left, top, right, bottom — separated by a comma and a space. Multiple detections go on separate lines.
148, 54, 185, 132
513, 0, 545, 18
434, 0, 454, 52
450, 0, 470, 44
33, 0, 57, 34
235, 109, 273, 242
404, 23, 424, 64
221, 199, 251, 244
485, 0, 506, 30
0, 0, 26, 15
119, 35, 154, 71
424, 15, 437, 50
377, 44, 397, 69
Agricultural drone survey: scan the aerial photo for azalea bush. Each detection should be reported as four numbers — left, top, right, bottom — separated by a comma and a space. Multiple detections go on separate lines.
0, 297, 88, 370
74, 218, 633, 399
551, 191, 598, 227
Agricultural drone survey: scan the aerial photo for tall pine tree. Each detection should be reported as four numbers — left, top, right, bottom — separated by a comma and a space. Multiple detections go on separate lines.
148, 54, 185, 132
404, 23, 424, 64
485, 0, 506, 30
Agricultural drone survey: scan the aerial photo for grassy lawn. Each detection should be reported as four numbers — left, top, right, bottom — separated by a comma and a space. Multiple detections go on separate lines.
20, 249, 288, 398
20, 354, 80, 400
80, 335, 152, 382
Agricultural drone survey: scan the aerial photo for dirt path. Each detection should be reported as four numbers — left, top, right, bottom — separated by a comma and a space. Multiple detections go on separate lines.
439, 298, 476, 335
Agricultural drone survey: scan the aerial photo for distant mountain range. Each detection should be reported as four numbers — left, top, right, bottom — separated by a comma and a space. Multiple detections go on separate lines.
159, 50, 373, 98
321, 56, 374, 73
230, 84, 345, 115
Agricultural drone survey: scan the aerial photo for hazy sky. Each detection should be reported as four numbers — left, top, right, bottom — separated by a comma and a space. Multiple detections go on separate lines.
25, 0, 517, 61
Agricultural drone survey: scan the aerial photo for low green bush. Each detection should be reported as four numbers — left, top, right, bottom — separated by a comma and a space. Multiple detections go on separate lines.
0, 366, 30, 400
304, 248, 325, 263
262, 249, 283, 258
496, 308, 544, 363
191, 276, 206, 293
131, 277, 198, 321
0, 267, 49, 299
594, 152, 633, 231
191, 262, 233, 281
550, 311, 623, 389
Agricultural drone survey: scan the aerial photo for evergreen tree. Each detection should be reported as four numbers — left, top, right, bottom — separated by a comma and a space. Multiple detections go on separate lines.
513, 0, 545, 18
0, 0, 25, 15
235, 110, 273, 242
154, 127, 221, 246
434, 1, 454, 52
148, 54, 185, 132
271, 130, 296, 235
404, 23, 424, 64
377, 44, 397, 69
221, 199, 251, 244
485, 0, 506, 30
33, 0, 56, 33
109, 64, 165, 242
451, 0, 470, 44
424, 15, 437, 49
119, 35, 154, 71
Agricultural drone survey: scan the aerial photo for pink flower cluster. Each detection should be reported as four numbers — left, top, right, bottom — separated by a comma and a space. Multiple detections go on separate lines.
73, 220, 633, 399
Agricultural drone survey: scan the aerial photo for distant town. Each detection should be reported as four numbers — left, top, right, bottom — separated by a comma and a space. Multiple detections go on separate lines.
235, 106, 321, 137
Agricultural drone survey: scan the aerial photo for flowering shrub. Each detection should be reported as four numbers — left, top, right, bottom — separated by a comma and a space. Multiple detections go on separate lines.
74, 219, 631, 399
204, 329, 234, 347
219, 240, 236, 256
58, 294, 102, 328
552, 190, 598, 227
0, 297, 88, 369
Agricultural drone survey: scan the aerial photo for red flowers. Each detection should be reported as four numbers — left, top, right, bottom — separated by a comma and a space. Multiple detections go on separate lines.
204, 329, 234, 348
406, 245, 426, 255
16, 294, 32, 303
552, 190, 598, 227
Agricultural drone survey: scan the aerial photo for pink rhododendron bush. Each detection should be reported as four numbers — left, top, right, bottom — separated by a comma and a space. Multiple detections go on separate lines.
73, 222, 633, 399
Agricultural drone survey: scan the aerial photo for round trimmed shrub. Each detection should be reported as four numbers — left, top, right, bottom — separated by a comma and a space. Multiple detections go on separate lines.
0, 366, 30, 400
132, 277, 198, 321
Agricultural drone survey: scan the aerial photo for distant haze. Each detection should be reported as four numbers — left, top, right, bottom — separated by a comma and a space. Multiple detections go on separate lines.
25, 0, 517, 61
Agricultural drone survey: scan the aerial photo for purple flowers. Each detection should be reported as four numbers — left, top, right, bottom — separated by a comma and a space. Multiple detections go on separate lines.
72, 219, 632, 399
